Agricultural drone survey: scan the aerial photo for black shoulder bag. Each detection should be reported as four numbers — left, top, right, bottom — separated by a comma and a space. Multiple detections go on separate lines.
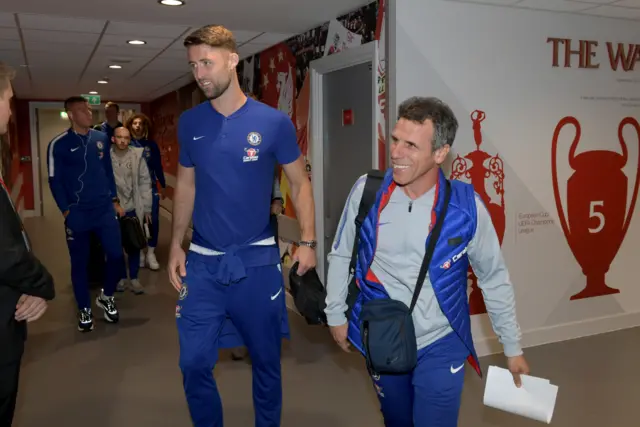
120, 216, 148, 253
359, 180, 451, 375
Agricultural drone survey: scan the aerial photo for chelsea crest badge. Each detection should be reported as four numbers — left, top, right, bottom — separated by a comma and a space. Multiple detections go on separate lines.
247, 132, 262, 146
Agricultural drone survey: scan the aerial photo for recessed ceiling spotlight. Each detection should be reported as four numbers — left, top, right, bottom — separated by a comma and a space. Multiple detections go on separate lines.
127, 40, 146, 45
158, 0, 185, 5
97, 79, 109, 84
109, 65, 122, 69
89, 91, 98, 95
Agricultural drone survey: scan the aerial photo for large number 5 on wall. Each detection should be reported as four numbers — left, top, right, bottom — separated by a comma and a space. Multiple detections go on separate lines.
551, 116, 640, 301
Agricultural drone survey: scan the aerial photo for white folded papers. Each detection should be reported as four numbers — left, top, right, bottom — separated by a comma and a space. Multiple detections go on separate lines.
483, 365, 559, 424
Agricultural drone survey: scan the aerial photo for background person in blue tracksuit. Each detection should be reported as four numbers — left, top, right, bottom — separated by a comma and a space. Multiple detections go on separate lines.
126, 113, 165, 271
47, 96, 123, 333
168, 25, 317, 427
96, 101, 123, 143
325, 97, 531, 427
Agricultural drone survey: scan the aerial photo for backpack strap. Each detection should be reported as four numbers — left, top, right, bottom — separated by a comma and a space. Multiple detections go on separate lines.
349, 169, 386, 276
345, 170, 385, 318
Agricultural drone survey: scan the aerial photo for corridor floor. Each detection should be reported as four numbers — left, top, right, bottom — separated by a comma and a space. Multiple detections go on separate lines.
11, 215, 639, 427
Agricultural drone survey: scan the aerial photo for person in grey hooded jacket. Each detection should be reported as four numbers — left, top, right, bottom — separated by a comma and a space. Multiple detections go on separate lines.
110, 126, 152, 294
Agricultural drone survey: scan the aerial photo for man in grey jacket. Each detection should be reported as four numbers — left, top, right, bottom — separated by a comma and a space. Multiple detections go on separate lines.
325, 97, 529, 427
111, 126, 152, 295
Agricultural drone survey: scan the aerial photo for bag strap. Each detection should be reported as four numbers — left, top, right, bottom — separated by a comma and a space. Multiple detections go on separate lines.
409, 180, 452, 313
349, 169, 386, 276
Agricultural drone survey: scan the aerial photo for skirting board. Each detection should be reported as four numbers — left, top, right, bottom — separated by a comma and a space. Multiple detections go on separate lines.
485, 309, 640, 357
158, 206, 640, 357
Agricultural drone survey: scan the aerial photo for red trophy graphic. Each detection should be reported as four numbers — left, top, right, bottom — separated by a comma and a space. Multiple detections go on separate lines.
551, 117, 640, 300
450, 110, 506, 315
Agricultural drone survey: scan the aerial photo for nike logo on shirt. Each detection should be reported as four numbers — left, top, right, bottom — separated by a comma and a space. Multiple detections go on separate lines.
271, 288, 283, 300
71, 147, 80, 152
193, 136, 205, 140
450, 363, 464, 374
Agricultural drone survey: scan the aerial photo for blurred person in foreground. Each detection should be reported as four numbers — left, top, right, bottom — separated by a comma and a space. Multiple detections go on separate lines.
0, 61, 55, 426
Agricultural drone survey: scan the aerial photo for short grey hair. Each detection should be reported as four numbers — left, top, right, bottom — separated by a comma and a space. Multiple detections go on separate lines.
397, 96, 458, 151
0, 62, 16, 99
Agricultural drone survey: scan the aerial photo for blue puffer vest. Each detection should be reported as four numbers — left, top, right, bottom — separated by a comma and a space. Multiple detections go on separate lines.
347, 168, 482, 376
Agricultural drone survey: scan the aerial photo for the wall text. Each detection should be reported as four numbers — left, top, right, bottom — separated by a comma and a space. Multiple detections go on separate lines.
547, 38, 640, 72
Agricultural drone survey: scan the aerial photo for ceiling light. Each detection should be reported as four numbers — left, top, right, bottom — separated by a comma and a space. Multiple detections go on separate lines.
97, 80, 108, 84
109, 65, 122, 69
89, 91, 98, 95
158, 0, 185, 5
127, 40, 146, 45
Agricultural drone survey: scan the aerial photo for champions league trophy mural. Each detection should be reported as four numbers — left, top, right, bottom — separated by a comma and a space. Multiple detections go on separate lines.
450, 110, 505, 315
551, 116, 640, 300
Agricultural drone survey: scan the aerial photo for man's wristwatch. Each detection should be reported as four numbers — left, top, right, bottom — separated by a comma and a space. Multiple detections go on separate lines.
297, 240, 317, 249
112, 197, 120, 204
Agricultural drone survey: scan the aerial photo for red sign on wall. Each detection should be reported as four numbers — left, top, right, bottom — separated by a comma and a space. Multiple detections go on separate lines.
342, 109, 354, 126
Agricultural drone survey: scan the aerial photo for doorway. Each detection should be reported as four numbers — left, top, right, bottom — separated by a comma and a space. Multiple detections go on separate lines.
309, 42, 379, 282
36, 108, 70, 220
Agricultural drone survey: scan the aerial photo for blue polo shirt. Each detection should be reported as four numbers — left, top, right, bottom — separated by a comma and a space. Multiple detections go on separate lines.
178, 98, 300, 252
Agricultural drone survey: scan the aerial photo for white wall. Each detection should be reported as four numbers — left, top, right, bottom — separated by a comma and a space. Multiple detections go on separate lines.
390, 0, 640, 355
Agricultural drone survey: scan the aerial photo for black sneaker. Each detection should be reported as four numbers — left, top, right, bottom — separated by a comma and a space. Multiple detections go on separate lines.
78, 308, 94, 332
96, 292, 119, 323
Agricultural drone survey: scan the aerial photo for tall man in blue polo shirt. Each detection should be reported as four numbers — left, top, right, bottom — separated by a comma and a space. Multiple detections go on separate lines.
169, 25, 317, 427
47, 96, 123, 332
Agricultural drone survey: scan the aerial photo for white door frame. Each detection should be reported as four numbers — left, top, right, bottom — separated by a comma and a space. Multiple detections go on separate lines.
309, 42, 379, 283
29, 101, 141, 217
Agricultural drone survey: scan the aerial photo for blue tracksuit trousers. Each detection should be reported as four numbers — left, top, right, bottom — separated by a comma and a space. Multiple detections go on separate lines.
148, 192, 160, 248
64, 204, 123, 309
176, 251, 288, 427
370, 332, 470, 427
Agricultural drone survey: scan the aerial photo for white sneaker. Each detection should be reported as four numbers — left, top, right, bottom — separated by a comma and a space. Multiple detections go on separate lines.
116, 279, 127, 292
139, 250, 146, 268
130, 279, 145, 295
146, 252, 160, 271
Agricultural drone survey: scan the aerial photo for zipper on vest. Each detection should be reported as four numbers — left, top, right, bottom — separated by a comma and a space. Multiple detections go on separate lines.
408, 201, 413, 213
